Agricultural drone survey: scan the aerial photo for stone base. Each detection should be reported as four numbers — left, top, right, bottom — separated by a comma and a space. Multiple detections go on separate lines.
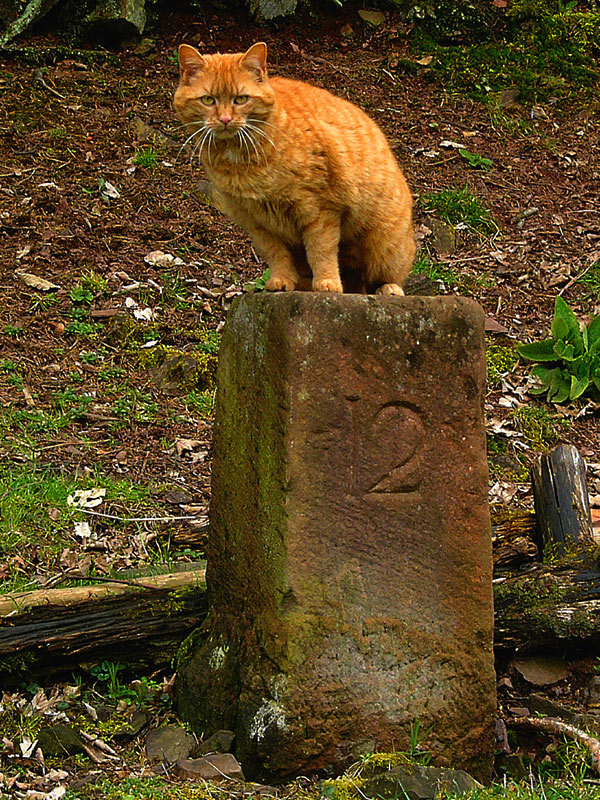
177, 293, 495, 781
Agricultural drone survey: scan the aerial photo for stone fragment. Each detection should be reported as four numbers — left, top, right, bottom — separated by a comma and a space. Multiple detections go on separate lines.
86, 0, 146, 40
514, 656, 567, 686
177, 293, 495, 781
176, 753, 245, 781
361, 764, 479, 799
145, 725, 195, 763
190, 729, 235, 757
37, 725, 87, 757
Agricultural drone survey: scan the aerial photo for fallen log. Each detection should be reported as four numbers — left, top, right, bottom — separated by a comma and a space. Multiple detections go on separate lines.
494, 563, 600, 653
0, 567, 207, 681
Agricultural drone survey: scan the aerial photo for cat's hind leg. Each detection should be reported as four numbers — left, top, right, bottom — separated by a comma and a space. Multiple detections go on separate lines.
361, 217, 415, 296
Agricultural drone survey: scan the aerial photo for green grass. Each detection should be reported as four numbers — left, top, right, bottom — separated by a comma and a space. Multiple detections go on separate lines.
132, 145, 160, 169
413, 250, 460, 287
0, 460, 162, 593
416, 9, 600, 104
421, 186, 497, 235
578, 261, 600, 300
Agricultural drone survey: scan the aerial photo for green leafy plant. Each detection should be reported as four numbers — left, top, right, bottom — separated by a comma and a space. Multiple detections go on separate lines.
243, 267, 271, 292
69, 286, 94, 304
132, 145, 160, 169
459, 148, 493, 170
518, 297, 600, 403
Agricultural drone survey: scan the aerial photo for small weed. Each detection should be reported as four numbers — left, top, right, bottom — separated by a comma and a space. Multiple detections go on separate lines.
80, 351, 102, 365
243, 267, 271, 293
421, 186, 497, 235
186, 388, 216, 418
132, 145, 160, 169
65, 321, 99, 338
49, 126, 67, 139
459, 148, 493, 170
412, 250, 459, 287
578, 261, 600, 300
98, 366, 125, 380
112, 390, 159, 423
81, 270, 110, 296
28, 293, 60, 313
69, 286, 94, 305
3, 323, 24, 337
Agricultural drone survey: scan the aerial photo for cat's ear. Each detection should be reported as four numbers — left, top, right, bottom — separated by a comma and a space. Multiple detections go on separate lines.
240, 42, 267, 80
178, 44, 206, 82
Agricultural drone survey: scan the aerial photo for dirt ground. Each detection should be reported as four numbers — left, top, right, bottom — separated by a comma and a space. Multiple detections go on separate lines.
1, 1, 600, 794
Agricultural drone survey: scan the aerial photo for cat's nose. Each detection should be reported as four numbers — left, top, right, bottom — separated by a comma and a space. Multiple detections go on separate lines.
220, 114, 232, 126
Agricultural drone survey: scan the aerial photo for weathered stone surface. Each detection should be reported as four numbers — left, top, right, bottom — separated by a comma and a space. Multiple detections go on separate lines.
145, 725, 196, 763
177, 293, 495, 781
86, 0, 146, 39
361, 764, 479, 799
176, 753, 245, 781
190, 729, 235, 757
37, 725, 87, 757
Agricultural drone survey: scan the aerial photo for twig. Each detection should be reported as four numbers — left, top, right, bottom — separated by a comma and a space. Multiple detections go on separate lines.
33, 68, 66, 100
558, 262, 593, 296
78, 508, 205, 523
508, 716, 600, 774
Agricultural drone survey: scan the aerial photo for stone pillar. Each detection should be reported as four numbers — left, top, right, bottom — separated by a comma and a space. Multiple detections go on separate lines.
177, 293, 495, 781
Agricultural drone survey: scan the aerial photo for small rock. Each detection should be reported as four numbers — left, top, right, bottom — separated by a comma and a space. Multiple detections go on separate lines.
86, 0, 146, 40
498, 89, 519, 109
358, 9, 385, 26
115, 710, 149, 739
190, 729, 235, 757
37, 725, 87, 757
426, 217, 457, 255
145, 725, 196, 763
514, 656, 567, 686
162, 489, 193, 506
176, 753, 245, 781
584, 676, 600, 707
361, 764, 479, 799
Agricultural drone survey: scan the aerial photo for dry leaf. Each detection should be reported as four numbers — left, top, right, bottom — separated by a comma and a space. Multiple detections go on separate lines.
15, 270, 60, 292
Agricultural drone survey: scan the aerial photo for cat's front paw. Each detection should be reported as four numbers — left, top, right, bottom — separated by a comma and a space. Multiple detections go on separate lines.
376, 283, 404, 296
313, 278, 343, 293
266, 276, 297, 292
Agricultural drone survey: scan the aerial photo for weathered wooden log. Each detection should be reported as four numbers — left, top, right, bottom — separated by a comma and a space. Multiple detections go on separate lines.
491, 507, 538, 567
0, 568, 207, 680
494, 563, 600, 653
532, 444, 594, 554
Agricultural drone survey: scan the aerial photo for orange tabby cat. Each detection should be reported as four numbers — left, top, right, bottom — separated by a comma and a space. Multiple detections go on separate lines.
174, 42, 415, 294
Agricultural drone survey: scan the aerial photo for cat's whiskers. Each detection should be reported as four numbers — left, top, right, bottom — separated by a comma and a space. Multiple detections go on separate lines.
178, 126, 203, 158
245, 123, 275, 150
239, 125, 265, 164
236, 128, 253, 164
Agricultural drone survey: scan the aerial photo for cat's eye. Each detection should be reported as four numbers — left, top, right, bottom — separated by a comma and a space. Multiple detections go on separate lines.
233, 95, 249, 105
200, 95, 216, 106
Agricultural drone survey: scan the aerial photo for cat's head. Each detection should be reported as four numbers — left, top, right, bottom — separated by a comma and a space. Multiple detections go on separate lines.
174, 42, 275, 141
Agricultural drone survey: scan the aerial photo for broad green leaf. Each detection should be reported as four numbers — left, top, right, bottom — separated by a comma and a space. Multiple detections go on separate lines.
551, 296, 584, 354
550, 377, 571, 403
569, 374, 589, 400
586, 315, 600, 350
553, 339, 576, 361
518, 339, 557, 362
531, 364, 559, 384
